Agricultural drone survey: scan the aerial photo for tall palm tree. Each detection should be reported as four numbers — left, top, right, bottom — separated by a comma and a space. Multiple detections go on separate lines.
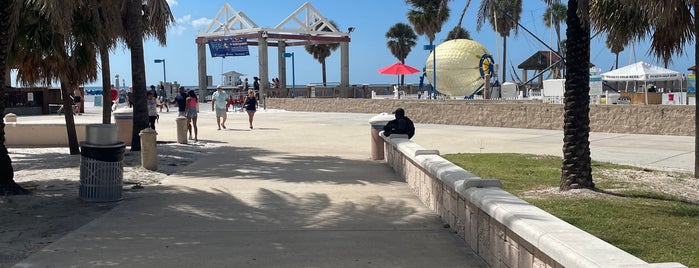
590, 0, 697, 177
476, 0, 522, 83
559, 0, 593, 190
542, 1, 566, 78
406, 0, 450, 45
0, 0, 29, 195
447, 0, 472, 41
386, 23, 418, 85
605, 36, 625, 70
9, 1, 99, 155
304, 20, 340, 87
124, 0, 173, 151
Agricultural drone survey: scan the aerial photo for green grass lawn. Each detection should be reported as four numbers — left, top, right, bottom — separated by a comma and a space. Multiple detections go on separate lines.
443, 153, 699, 267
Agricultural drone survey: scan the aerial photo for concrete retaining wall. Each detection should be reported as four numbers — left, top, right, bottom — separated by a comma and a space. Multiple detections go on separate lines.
381, 134, 686, 268
266, 98, 695, 136
5, 123, 88, 146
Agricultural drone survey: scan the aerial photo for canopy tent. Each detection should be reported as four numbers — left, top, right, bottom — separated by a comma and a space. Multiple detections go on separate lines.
600, 61, 682, 104
601, 61, 682, 81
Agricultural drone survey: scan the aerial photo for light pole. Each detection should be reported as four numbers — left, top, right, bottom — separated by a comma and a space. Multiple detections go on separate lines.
424, 44, 436, 99
154, 59, 166, 83
283, 52, 295, 98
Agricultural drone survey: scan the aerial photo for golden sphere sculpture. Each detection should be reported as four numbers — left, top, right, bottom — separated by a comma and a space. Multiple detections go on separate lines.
425, 39, 492, 97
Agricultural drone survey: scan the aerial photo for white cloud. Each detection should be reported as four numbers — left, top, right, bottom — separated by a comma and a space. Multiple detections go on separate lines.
192, 17, 213, 31
170, 15, 191, 36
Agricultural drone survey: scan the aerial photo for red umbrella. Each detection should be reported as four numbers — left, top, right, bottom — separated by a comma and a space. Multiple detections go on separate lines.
378, 62, 421, 85
377, 62, 421, 75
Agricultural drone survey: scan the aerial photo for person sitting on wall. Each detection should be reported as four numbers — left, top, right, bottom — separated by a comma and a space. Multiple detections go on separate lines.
382, 108, 415, 139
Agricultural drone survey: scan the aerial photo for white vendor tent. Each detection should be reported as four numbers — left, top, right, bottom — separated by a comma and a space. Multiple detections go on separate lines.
600, 61, 682, 104
601, 61, 682, 81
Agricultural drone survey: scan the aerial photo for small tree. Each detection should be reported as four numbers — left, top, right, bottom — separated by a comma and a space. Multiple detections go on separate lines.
304, 20, 340, 87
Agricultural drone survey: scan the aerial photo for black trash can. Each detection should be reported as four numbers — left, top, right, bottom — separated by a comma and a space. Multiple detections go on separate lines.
79, 142, 126, 202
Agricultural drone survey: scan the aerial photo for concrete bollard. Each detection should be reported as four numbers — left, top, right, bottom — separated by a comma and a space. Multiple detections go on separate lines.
368, 113, 396, 160
139, 128, 158, 171
4, 113, 17, 123
176, 116, 188, 144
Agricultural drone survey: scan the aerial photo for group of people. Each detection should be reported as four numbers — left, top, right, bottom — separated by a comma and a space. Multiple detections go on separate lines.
173, 85, 258, 142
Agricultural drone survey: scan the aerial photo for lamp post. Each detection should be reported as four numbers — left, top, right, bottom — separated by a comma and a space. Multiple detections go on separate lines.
154, 59, 166, 83
283, 52, 295, 98
424, 44, 436, 99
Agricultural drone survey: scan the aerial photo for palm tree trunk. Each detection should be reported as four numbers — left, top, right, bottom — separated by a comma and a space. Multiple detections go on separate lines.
560, 0, 593, 190
321, 58, 327, 87
126, 0, 148, 151
0, 0, 29, 194
100, 46, 112, 124
60, 82, 80, 155
502, 37, 507, 82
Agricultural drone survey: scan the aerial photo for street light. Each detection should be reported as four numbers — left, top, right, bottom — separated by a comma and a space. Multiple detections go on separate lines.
423, 44, 436, 99
154, 59, 166, 83
283, 52, 295, 98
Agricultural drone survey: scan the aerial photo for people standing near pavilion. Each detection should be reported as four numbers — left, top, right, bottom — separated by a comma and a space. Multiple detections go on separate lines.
211, 85, 228, 130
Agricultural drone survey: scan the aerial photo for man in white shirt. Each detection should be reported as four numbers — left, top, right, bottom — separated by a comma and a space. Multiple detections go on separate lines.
211, 85, 229, 130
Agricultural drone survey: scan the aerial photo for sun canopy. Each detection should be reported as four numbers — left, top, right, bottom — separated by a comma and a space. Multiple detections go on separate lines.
601, 61, 682, 81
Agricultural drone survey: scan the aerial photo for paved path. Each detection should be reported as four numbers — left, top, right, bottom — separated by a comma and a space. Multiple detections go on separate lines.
11, 103, 693, 267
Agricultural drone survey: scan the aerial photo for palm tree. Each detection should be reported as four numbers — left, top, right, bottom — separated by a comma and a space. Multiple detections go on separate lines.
589, 0, 697, 177
304, 20, 340, 87
475, 0, 522, 83
605, 37, 624, 70
445, 26, 471, 40
559, 0, 593, 190
406, 0, 450, 45
0, 0, 29, 195
9, 1, 99, 155
386, 23, 418, 85
446, 0, 472, 41
542, 1, 566, 78
124, 0, 173, 151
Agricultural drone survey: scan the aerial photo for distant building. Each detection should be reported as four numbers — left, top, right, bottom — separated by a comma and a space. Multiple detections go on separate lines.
222, 70, 245, 87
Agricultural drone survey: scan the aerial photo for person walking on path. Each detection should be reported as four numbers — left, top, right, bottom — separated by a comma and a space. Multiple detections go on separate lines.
244, 89, 258, 129
175, 87, 187, 117
72, 88, 82, 115
211, 85, 228, 130
110, 85, 119, 111
185, 90, 199, 141
158, 84, 169, 112
146, 91, 159, 130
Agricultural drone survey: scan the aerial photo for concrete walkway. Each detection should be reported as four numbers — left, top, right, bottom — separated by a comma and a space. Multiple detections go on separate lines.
11, 103, 694, 267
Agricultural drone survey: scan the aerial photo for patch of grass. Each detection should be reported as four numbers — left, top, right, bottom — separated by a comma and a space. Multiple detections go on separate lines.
443, 153, 699, 267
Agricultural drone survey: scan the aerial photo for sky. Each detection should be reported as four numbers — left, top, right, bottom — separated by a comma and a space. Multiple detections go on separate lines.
14, 0, 696, 88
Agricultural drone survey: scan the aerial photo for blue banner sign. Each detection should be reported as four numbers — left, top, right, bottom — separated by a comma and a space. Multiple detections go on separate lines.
208, 38, 249, 57
688, 74, 696, 94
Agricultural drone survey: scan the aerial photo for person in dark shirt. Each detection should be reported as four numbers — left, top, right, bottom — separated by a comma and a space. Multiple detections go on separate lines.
383, 108, 415, 139
175, 86, 188, 117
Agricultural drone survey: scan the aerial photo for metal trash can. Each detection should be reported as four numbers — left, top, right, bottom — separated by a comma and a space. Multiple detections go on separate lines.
79, 142, 126, 202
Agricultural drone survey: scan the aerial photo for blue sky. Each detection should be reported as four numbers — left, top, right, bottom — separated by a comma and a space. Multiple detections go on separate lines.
20, 0, 695, 88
